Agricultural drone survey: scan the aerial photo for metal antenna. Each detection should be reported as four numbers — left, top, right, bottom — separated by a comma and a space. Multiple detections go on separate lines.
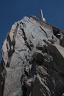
40, 9, 43, 19
40, 9, 46, 22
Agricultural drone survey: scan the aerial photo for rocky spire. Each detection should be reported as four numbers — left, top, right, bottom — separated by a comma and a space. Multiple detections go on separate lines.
0, 15, 64, 96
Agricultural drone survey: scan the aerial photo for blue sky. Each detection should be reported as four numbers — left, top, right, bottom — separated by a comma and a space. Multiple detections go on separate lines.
0, 0, 64, 61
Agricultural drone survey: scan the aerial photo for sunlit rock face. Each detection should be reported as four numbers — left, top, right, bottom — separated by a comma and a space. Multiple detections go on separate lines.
1, 16, 64, 96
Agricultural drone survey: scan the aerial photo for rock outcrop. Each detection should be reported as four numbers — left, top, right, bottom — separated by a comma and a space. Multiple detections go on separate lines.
0, 16, 64, 96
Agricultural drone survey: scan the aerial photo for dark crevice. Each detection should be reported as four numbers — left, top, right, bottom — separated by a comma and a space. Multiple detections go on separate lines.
6, 61, 10, 67
25, 41, 31, 51
21, 28, 31, 50
40, 26, 48, 38
13, 23, 19, 38
31, 34, 34, 39
6, 35, 15, 59
52, 27, 60, 39
7, 34, 11, 49
20, 22, 26, 28
21, 28, 27, 41
0, 60, 7, 96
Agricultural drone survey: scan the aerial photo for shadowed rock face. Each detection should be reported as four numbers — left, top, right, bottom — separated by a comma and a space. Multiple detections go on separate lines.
0, 16, 64, 96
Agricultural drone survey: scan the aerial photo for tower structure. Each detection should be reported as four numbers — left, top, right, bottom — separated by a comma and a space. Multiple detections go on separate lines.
40, 9, 46, 22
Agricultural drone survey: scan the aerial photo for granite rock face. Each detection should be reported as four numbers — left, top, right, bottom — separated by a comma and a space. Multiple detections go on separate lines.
0, 16, 64, 96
